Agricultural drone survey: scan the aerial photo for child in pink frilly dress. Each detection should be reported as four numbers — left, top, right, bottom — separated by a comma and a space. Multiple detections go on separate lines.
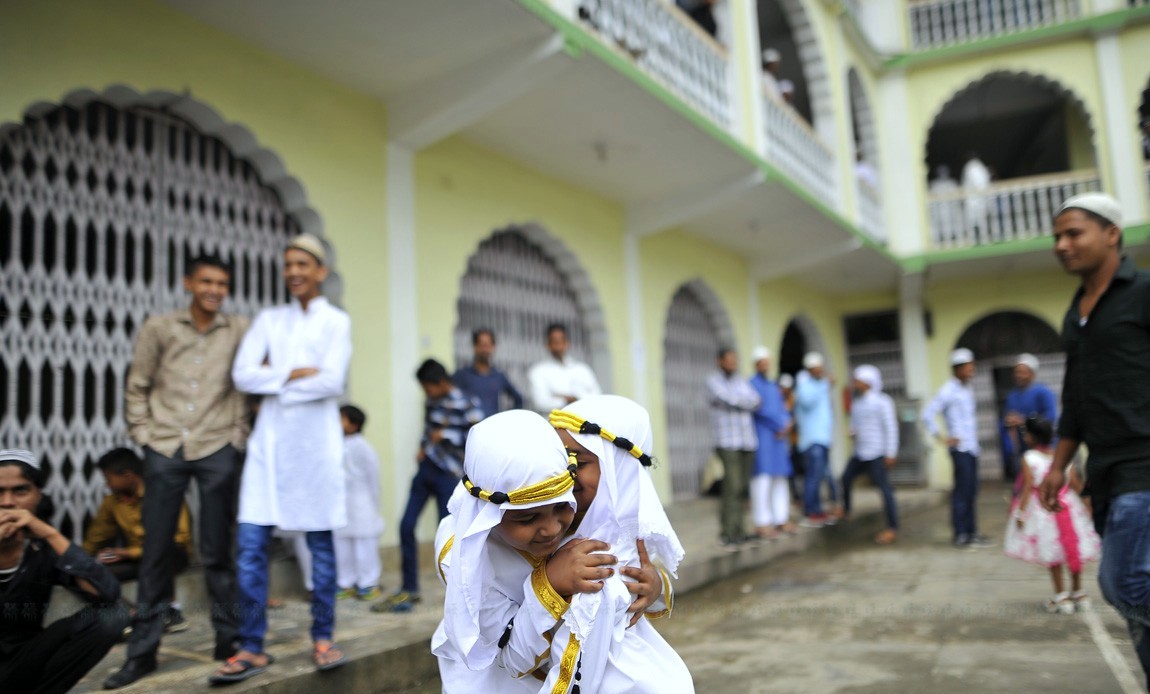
1004, 417, 1101, 614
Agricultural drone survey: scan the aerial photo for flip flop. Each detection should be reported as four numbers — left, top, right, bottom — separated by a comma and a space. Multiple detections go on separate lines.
208, 654, 275, 685
314, 642, 347, 672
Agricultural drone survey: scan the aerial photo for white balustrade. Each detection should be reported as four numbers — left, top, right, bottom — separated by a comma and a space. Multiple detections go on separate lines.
857, 179, 885, 243
577, 0, 731, 128
908, 0, 1081, 49
761, 92, 838, 208
927, 169, 1100, 248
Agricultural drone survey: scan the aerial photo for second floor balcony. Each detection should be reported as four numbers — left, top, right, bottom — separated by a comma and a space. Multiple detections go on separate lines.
908, 0, 1083, 50
761, 90, 838, 210
927, 168, 1101, 248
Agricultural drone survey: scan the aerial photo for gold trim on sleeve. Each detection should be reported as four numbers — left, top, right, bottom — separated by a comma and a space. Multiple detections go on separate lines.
645, 566, 674, 619
531, 563, 570, 620
436, 535, 455, 584
551, 632, 580, 694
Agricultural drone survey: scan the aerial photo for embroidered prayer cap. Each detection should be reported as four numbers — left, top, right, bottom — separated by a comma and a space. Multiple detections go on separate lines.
1015, 353, 1040, 373
853, 365, 883, 393
802, 351, 825, 370
1058, 193, 1122, 228
751, 345, 771, 363
950, 347, 975, 366
0, 449, 39, 469
286, 233, 328, 265
441, 410, 575, 670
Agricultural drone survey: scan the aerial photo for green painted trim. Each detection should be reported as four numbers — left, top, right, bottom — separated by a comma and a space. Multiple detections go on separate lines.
905, 223, 1150, 267
887, 5, 1150, 70
513, 0, 899, 265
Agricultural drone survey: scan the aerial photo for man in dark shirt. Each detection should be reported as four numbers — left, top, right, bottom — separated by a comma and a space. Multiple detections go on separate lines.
1039, 193, 1150, 686
0, 449, 128, 693
452, 328, 523, 419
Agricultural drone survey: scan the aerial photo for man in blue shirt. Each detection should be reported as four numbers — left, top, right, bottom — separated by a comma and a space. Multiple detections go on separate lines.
1000, 353, 1057, 481
452, 328, 523, 419
795, 352, 836, 528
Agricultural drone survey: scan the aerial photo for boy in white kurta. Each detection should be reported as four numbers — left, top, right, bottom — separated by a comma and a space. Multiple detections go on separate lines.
335, 405, 384, 599
213, 234, 351, 684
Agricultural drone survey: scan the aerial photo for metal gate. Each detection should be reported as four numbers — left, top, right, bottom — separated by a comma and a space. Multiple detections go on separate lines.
453, 229, 590, 412
0, 100, 298, 541
662, 285, 723, 498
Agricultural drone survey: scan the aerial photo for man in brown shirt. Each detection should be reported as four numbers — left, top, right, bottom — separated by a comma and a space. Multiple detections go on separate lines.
105, 255, 250, 689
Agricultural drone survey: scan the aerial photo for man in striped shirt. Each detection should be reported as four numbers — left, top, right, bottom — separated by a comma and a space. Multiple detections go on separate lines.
841, 366, 900, 545
923, 348, 994, 548
706, 348, 761, 549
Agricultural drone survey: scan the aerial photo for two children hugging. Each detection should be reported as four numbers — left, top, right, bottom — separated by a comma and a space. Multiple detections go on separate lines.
432, 397, 694, 692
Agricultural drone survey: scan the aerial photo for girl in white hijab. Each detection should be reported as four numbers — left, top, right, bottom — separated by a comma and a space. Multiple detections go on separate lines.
545, 395, 693, 693
431, 410, 582, 691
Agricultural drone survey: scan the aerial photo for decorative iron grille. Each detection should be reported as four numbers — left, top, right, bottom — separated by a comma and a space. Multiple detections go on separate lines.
662, 285, 722, 498
0, 100, 298, 542
453, 229, 592, 413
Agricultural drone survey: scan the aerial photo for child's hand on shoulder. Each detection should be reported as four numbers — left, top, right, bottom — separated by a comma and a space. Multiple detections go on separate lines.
621, 539, 662, 627
545, 538, 616, 598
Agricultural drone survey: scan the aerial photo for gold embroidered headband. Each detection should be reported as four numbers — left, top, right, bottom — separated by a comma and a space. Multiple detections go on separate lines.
461, 452, 578, 505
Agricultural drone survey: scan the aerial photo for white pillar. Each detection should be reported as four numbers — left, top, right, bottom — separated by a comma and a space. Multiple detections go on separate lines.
624, 234, 649, 407
733, 0, 766, 152
898, 271, 936, 486
1094, 32, 1148, 224
877, 70, 926, 255
386, 143, 422, 514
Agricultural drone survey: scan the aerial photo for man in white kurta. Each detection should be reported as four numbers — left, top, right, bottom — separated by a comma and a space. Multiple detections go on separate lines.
213, 234, 352, 683
527, 323, 601, 414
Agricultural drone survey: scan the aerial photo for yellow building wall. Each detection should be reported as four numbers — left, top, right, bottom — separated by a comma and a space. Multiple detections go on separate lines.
1, 0, 396, 514
1121, 25, 1150, 116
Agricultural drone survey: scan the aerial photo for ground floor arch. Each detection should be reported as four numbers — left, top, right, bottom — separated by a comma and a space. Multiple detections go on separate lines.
662, 279, 736, 498
452, 225, 611, 412
0, 87, 326, 541
954, 310, 1063, 480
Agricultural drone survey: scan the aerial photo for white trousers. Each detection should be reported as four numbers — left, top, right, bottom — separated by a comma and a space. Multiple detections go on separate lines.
336, 536, 382, 591
751, 474, 791, 527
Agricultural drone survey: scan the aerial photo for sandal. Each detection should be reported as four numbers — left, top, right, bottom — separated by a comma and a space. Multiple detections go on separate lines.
1045, 592, 1074, 615
208, 653, 274, 685
314, 642, 347, 672
1071, 591, 1092, 611
874, 529, 898, 545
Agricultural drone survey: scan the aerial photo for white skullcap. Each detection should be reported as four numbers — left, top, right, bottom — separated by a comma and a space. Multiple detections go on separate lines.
803, 352, 825, 369
0, 449, 39, 469
1016, 353, 1040, 372
762, 48, 781, 63
1058, 193, 1122, 228
287, 233, 327, 264
751, 346, 771, 362
950, 347, 975, 366
853, 365, 883, 392
779, 79, 795, 94
778, 373, 795, 389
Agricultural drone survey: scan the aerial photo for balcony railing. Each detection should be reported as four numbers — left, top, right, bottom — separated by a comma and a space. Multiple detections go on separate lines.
578, 0, 731, 128
762, 92, 837, 208
858, 179, 885, 243
908, 0, 1082, 49
927, 169, 1100, 248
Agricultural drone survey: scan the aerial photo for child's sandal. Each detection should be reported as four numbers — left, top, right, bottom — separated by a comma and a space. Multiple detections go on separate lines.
1045, 592, 1074, 615
1071, 590, 1092, 611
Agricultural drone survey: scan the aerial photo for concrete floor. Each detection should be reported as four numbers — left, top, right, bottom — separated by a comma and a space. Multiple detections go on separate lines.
656, 488, 1145, 694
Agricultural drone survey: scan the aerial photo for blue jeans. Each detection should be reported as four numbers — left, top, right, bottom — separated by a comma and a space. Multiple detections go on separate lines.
236, 524, 336, 652
950, 449, 979, 538
841, 456, 899, 530
399, 462, 458, 593
1098, 490, 1150, 687
802, 445, 829, 516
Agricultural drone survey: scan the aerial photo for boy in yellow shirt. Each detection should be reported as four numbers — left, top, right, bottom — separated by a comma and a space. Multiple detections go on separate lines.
83, 448, 192, 632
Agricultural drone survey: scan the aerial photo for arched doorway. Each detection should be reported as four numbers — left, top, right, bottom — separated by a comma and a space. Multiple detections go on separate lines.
0, 91, 323, 541
452, 226, 610, 412
778, 315, 827, 378
955, 310, 1063, 481
925, 71, 1100, 247
662, 280, 735, 498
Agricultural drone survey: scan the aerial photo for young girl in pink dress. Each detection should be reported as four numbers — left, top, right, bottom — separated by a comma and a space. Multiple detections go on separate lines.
1004, 417, 1101, 614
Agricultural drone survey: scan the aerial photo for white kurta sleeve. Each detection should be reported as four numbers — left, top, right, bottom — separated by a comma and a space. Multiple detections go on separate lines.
281, 312, 352, 405
578, 363, 602, 399
231, 310, 291, 395
487, 565, 568, 679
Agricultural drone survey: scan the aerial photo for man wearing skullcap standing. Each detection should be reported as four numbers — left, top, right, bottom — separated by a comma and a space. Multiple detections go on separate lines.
1039, 193, 1150, 687
923, 348, 994, 548
213, 234, 352, 683
1000, 353, 1058, 482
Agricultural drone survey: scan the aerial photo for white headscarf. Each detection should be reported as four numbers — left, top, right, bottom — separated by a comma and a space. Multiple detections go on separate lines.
853, 364, 883, 393
551, 395, 685, 644
440, 410, 576, 671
